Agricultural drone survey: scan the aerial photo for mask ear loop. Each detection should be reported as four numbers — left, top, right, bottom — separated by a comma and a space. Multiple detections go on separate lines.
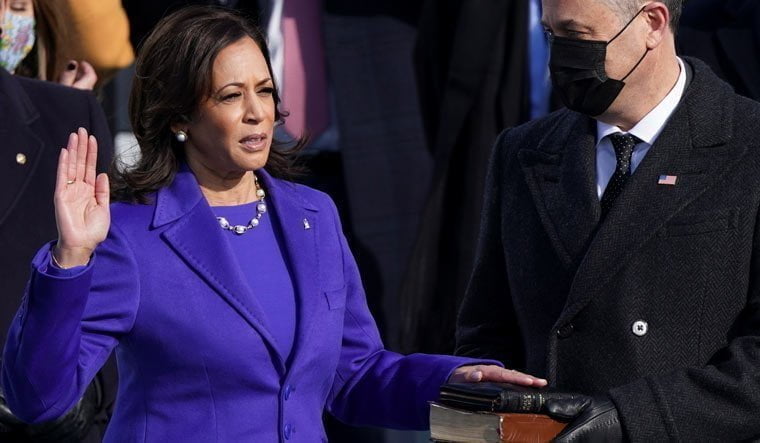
621, 47, 649, 82
607, 5, 648, 44
608, 4, 651, 82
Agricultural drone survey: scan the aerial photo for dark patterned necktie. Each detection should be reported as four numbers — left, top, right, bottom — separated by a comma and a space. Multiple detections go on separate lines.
600, 133, 641, 219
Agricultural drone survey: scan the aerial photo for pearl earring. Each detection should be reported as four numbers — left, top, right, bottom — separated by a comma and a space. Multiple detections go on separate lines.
175, 130, 188, 143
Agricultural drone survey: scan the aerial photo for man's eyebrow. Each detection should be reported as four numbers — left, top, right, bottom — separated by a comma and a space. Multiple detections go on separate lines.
542, 18, 591, 31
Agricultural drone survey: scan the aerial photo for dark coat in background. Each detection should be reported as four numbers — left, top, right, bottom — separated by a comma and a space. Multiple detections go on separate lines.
677, 0, 760, 101
399, 0, 530, 354
456, 58, 760, 440
0, 68, 113, 441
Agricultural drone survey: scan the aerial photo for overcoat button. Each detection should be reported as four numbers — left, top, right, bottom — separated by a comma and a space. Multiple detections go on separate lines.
632, 320, 648, 337
16, 153, 27, 165
557, 323, 574, 338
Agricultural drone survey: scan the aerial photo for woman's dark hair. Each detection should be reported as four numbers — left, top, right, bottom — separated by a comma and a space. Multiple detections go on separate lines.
16, 0, 66, 81
111, 6, 304, 203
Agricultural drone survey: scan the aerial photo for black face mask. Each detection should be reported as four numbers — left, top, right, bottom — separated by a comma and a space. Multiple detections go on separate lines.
548, 7, 649, 116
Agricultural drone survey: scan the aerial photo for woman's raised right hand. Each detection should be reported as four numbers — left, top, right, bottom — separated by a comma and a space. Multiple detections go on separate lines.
52, 128, 110, 268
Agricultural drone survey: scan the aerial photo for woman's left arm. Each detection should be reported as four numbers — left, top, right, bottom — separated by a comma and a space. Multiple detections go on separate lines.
322, 197, 544, 430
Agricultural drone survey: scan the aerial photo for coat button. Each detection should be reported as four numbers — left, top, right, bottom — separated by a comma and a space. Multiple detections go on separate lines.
283, 384, 292, 400
16, 153, 27, 165
632, 320, 648, 337
557, 323, 574, 338
283, 423, 293, 439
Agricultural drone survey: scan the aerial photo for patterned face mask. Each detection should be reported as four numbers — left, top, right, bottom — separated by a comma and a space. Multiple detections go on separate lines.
0, 11, 36, 73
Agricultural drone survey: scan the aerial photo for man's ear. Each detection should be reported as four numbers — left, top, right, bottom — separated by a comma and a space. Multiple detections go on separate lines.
644, 2, 671, 50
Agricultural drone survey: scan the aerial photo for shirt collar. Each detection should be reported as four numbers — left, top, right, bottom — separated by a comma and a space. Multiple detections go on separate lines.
597, 57, 687, 146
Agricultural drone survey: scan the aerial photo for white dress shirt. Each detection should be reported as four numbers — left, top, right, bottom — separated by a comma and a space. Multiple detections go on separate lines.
595, 57, 687, 199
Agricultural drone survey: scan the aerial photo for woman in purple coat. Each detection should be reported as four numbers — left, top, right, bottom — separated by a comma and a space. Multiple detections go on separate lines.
0, 6, 545, 442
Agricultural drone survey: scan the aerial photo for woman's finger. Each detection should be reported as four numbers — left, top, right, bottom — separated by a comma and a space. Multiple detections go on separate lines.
55, 147, 69, 194
95, 173, 110, 208
75, 127, 88, 181
84, 134, 98, 185
58, 60, 78, 87
72, 61, 98, 91
481, 366, 548, 386
451, 365, 549, 387
66, 132, 78, 181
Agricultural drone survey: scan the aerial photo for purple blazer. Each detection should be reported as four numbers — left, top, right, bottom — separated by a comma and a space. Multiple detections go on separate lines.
1, 168, 488, 442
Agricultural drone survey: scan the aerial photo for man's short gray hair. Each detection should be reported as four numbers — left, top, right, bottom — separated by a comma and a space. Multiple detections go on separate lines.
602, 0, 683, 31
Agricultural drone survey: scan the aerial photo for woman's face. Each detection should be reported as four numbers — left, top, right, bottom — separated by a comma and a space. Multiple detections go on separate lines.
180, 37, 276, 180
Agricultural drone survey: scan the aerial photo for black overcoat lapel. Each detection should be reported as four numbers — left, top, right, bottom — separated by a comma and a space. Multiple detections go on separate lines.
519, 113, 600, 272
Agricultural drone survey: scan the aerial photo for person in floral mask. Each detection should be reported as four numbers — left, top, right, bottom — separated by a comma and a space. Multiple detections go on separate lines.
0, 0, 99, 89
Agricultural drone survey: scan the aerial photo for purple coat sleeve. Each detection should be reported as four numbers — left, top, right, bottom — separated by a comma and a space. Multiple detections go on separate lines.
322, 197, 501, 430
1, 223, 139, 424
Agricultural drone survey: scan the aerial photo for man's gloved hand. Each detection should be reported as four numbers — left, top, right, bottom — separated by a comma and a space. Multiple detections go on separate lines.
546, 395, 623, 442
0, 374, 102, 442
1, 385, 27, 435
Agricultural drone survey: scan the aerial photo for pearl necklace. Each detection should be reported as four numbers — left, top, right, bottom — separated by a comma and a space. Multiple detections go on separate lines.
216, 175, 267, 235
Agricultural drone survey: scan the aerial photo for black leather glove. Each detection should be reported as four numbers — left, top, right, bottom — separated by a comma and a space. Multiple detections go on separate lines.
0, 374, 102, 442
546, 395, 623, 443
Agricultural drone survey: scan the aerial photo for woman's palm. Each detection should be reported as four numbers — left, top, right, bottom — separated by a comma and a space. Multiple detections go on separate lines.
54, 128, 110, 262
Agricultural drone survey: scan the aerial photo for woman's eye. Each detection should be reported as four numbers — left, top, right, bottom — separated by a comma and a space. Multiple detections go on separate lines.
221, 93, 241, 101
257, 87, 274, 96
9, 0, 30, 12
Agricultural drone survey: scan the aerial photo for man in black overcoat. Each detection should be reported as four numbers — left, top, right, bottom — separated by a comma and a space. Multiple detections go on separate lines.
0, 0, 114, 438
456, 0, 760, 440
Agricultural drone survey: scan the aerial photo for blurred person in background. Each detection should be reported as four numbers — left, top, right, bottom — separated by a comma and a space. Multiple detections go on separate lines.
399, 0, 550, 356
4, 0, 97, 88
4, 0, 133, 90
677, 0, 760, 102
58, 0, 134, 87
0, 0, 115, 440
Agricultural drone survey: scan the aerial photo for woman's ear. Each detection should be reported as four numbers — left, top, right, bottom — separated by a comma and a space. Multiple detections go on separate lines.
170, 115, 192, 136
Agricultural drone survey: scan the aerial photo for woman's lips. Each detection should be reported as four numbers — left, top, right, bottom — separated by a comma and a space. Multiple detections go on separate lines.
240, 134, 267, 151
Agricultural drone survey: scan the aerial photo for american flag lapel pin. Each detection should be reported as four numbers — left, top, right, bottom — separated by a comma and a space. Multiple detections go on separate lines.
658, 175, 678, 186
303, 218, 311, 230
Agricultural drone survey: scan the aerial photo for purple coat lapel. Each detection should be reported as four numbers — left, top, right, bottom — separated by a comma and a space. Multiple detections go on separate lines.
257, 169, 323, 368
152, 167, 324, 372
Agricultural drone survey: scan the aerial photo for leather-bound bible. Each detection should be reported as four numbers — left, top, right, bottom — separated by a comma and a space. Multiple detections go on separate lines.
429, 402, 566, 442
430, 383, 576, 442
